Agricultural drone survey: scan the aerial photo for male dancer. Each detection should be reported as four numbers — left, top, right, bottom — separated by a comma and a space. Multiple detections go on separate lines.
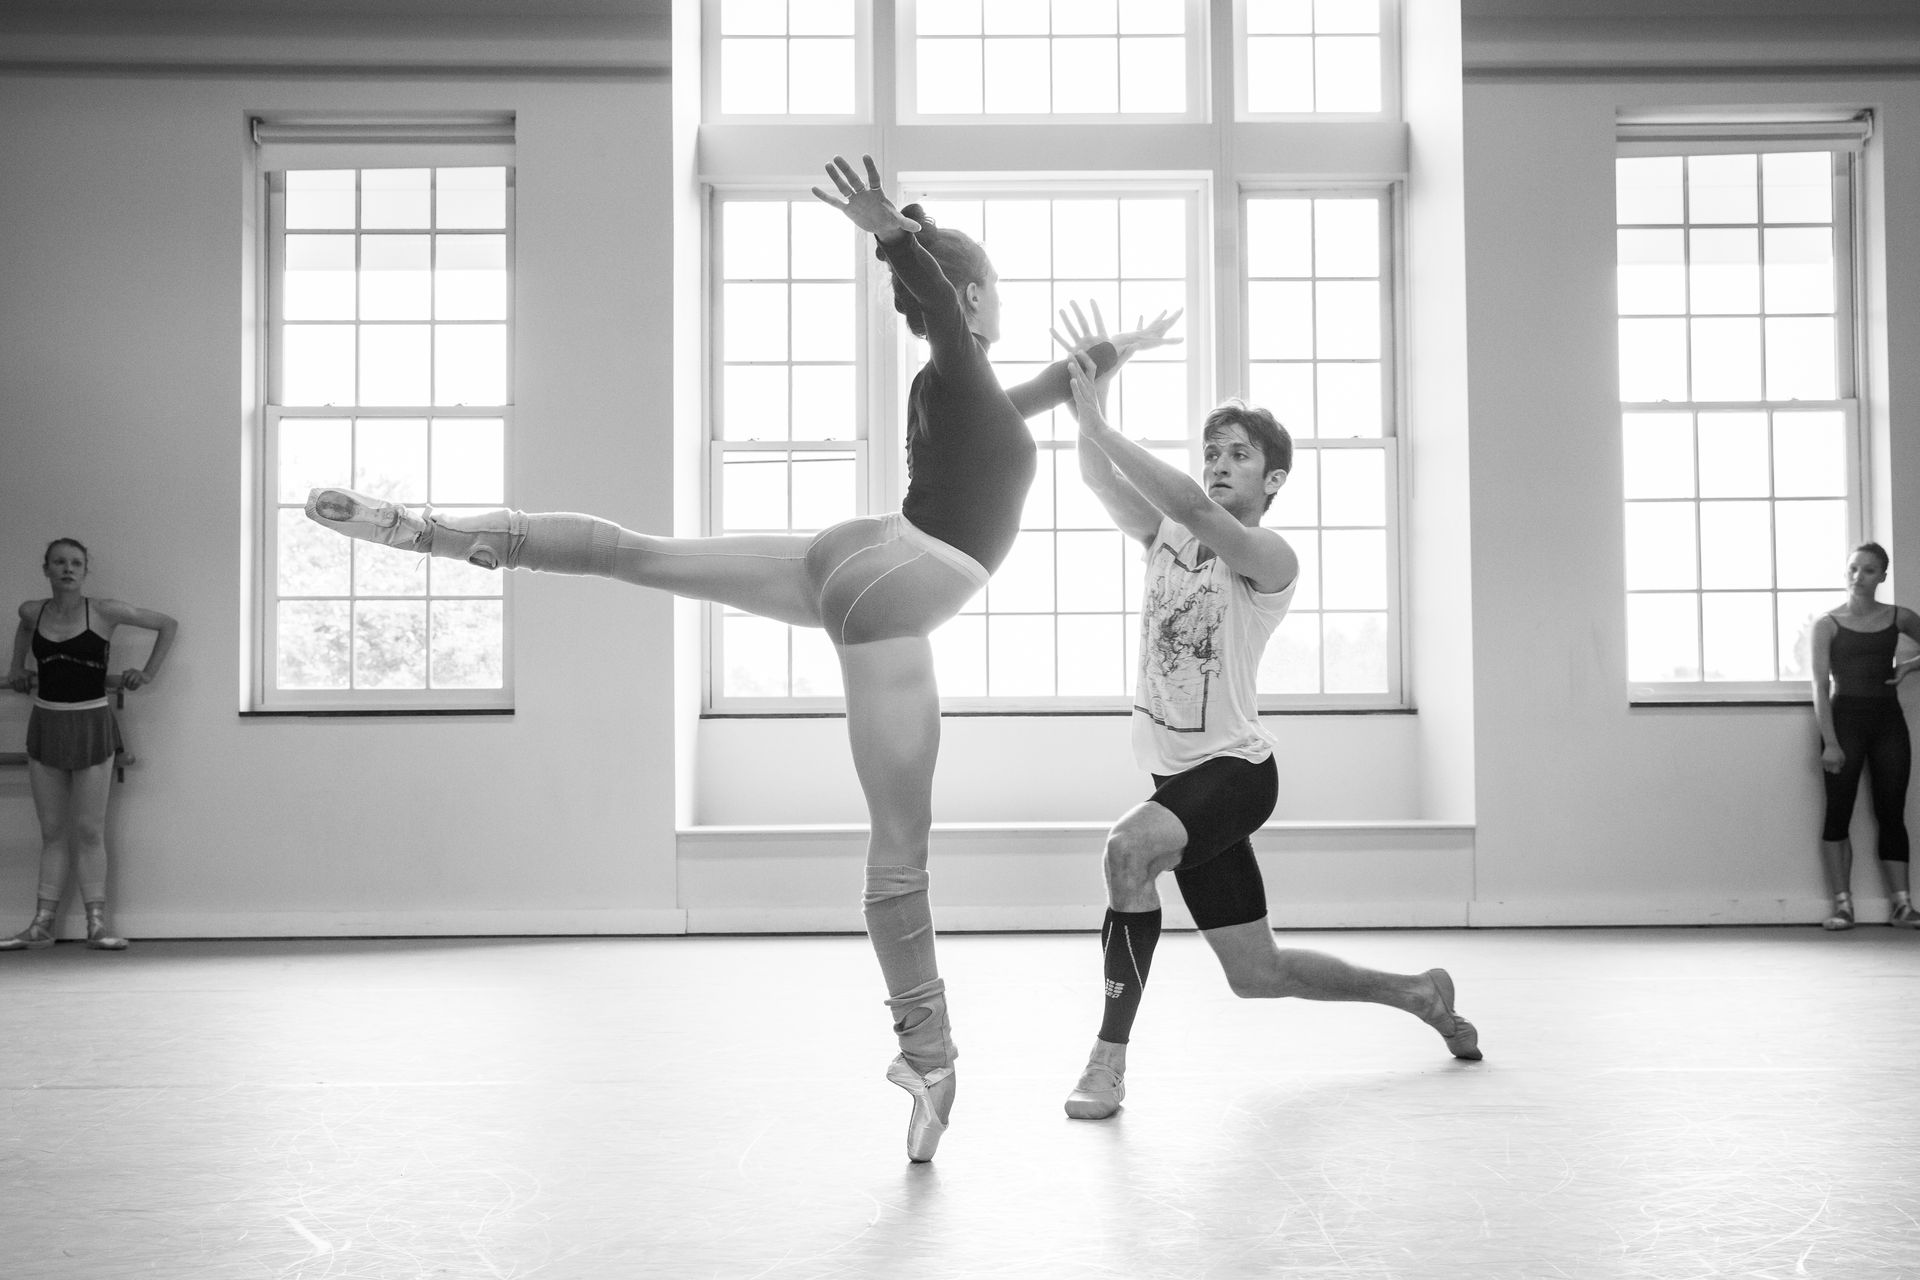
1058, 347, 1481, 1121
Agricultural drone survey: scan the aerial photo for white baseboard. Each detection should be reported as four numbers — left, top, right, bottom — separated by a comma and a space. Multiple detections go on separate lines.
84, 908, 691, 939
1466, 896, 1878, 928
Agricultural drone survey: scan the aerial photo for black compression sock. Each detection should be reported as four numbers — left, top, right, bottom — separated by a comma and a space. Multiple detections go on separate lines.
1097, 908, 1163, 1045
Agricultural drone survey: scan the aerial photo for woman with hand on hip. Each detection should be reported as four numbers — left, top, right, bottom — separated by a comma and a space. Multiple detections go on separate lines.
304, 156, 1178, 1160
4, 538, 177, 950
1810, 541, 1920, 930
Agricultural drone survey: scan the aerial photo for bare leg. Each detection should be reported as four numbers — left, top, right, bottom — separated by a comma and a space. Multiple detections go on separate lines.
25, 760, 73, 905
60, 761, 127, 949
840, 635, 956, 1160
1821, 839, 1855, 928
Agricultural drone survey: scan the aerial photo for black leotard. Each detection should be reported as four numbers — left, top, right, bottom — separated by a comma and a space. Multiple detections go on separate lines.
31, 599, 110, 703
876, 231, 1116, 574
1828, 615, 1901, 699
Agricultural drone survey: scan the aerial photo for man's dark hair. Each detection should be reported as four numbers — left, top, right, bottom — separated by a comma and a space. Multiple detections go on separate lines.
1203, 400, 1292, 512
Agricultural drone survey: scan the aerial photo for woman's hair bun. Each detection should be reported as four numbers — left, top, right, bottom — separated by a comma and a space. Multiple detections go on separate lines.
900, 203, 934, 230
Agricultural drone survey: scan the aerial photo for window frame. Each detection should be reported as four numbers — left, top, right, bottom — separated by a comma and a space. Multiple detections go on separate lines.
702, 0, 874, 123
1616, 137, 1868, 704
894, 0, 1210, 126
1234, 0, 1403, 124
252, 155, 517, 713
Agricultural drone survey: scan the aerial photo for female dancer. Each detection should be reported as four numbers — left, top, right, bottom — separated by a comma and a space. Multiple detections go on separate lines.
307, 155, 1179, 1160
4, 538, 177, 950
1811, 541, 1920, 929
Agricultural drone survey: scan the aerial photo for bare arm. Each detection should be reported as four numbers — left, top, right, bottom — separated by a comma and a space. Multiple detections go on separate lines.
1068, 353, 1296, 594
98, 600, 178, 690
1893, 606, 1920, 684
1811, 615, 1843, 772
6, 608, 31, 693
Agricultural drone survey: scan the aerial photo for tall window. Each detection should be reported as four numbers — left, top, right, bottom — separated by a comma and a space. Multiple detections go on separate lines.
260, 163, 514, 710
711, 194, 864, 703
710, 0, 862, 117
1616, 143, 1859, 698
1245, 191, 1398, 700
1238, 0, 1395, 117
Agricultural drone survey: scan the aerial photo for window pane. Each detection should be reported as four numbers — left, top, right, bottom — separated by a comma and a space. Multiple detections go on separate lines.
791, 283, 856, 361
791, 0, 854, 35
1689, 317, 1762, 401
1687, 154, 1758, 225
1250, 281, 1315, 360
1323, 611, 1387, 693
1313, 37, 1380, 113
989, 615, 1056, 695
1763, 227, 1834, 313
725, 203, 788, 279
284, 235, 357, 321
1778, 591, 1835, 681
1765, 317, 1837, 401
1120, 200, 1186, 278
1258, 615, 1321, 694
1058, 530, 1127, 611
921, 0, 983, 35
435, 235, 508, 321
790, 365, 856, 440
1114, 360, 1184, 440
354, 601, 428, 689
361, 325, 432, 405
791, 202, 855, 279
1618, 318, 1688, 402
277, 600, 351, 688
721, 39, 788, 113
1622, 412, 1694, 500
430, 600, 503, 689
362, 169, 430, 230
284, 325, 357, 406
360, 234, 432, 321
1053, 38, 1120, 112
1617, 229, 1686, 315
278, 417, 352, 504
1701, 591, 1775, 681
1695, 411, 1768, 498
286, 170, 357, 231
1246, 37, 1314, 113
436, 168, 507, 231
986, 38, 1052, 112
1247, 199, 1312, 277
355, 540, 425, 598
1314, 200, 1378, 277
1022, 450, 1057, 529
1616, 157, 1683, 226
1772, 411, 1846, 498
1247, 0, 1313, 34
790, 451, 857, 530
723, 614, 788, 697
1054, 0, 1118, 35
918, 38, 984, 113
1688, 229, 1759, 315
792, 626, 842, 697
1317, 0, 1379, 33
722, 453, 791, 531
1276, 451, 1320, 528
1763, 152, 1833, 224
1320, 529, 1385, 609
1058, 614, 1126, 695
1118, 37, 1185, 113
1624, 502, 1698, 591
932, 615, 987, 697
1628, 593, 1700, 681
1315, 280, 1380, 359
724, 365, 788, 441
789, 39, 856, 114
985, 0, 1048, 32
1699, 501, 1773, 589
1251, 363, 1315, 439
724, 283, 789, 361
431, 418, 505, 504
991, 534, 1055, 611
277, 510, 351, 596
1774, 500, 1847, 589
430, 552, 502, 599
355, 418, 428, 501
1319, 448, 1384, 526
435, 324, 507, 407
1054, 199, 1119, 278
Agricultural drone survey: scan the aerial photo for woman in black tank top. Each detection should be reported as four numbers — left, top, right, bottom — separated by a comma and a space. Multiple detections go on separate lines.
1810, 541, 1920, 930
3, 538, 178, 951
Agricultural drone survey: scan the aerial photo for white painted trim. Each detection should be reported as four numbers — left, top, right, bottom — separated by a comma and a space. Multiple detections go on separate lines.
1466, 896, 1873, 928
89, 909, 690, 940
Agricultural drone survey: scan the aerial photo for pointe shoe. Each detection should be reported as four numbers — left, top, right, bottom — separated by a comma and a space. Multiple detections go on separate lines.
886, 1054, 956, 1163
1824, 896, 1855, 931
0, 920, 55, 951
84, 909, 128, 951
1890, 901, 1920, 929
1064, 1061, 1125, 1120
305, 487, 429, 551
1425, 968, 1483, 1061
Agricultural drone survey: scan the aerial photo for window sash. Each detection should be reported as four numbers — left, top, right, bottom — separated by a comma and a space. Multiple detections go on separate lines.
255, 164, 515, 711
1618, 143, 1862, 702
703, 0, 872, 121
1234, 0, 1402, 122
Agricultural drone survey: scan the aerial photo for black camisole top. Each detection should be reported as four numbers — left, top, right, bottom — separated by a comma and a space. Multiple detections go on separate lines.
1829, 615, 1899, 700
31, 599, 110, 704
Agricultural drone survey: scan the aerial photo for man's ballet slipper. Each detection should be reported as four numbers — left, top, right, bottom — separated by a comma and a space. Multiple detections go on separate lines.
1064, 1061, 1125, 1120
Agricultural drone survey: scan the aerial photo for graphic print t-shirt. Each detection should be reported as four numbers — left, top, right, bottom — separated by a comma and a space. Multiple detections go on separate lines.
1131, 517, 1296, 775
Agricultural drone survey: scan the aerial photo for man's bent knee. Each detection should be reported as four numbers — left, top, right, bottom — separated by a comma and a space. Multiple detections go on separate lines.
1103, 803, 1187, 892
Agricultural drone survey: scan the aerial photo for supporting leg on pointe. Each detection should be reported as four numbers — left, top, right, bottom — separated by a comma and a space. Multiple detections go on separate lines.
1199, 920, 1482, 1060
841, 636, 956, 1161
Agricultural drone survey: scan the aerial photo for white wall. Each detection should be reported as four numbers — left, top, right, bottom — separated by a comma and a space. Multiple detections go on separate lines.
0, 70, 680, 936
1462, 72, 1920, 923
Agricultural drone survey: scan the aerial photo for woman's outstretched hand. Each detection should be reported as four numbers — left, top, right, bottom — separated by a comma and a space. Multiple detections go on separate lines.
812, 155, 920, 238
1052, 300, 1183, 366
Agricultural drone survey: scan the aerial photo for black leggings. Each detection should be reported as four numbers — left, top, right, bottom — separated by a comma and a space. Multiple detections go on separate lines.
1822, 697, 1912, 861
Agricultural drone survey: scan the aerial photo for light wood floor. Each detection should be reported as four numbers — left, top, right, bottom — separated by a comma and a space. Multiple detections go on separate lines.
3, 926, 1918, 1279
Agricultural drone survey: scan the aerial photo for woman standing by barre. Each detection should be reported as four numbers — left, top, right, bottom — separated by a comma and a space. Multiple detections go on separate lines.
4, 538, 177, 950
306, 155, 1178, 1161
1811, 541, 1920, 930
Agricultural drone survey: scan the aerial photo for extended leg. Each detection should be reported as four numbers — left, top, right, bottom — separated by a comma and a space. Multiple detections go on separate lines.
306, 488, 822, 627
840, 635, 956, 1161
1198, 920, 1481, 1059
